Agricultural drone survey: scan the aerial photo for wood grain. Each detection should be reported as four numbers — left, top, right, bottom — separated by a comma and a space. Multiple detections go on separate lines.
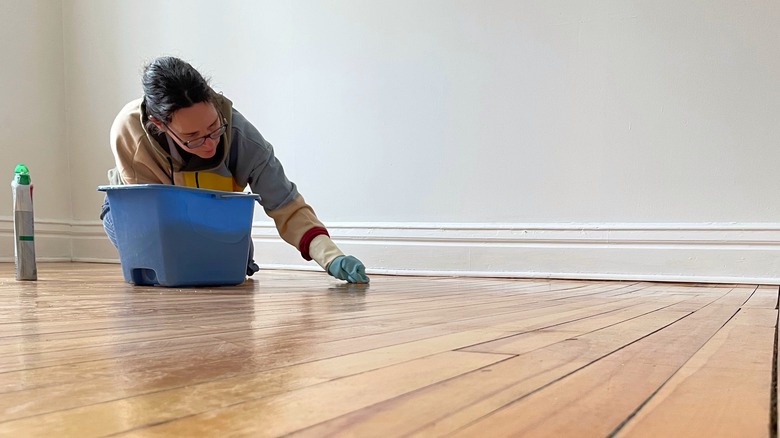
0, 263, 774, 438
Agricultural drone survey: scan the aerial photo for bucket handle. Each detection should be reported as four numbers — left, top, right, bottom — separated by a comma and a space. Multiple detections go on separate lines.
213, 192, 261, 200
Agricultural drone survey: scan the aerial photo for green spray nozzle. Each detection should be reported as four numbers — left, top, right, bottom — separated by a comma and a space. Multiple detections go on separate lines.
14, 164, 30, 185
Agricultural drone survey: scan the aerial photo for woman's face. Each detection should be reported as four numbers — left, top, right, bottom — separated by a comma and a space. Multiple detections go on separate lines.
164, 102, 222, 159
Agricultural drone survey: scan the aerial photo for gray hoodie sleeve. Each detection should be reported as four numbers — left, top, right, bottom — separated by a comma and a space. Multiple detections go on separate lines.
227, 108, 329, 258
229, 108, 299, 211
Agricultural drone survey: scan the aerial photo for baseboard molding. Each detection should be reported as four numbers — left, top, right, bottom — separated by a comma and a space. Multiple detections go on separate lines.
250, 222, 780, 285
4, 218, 780, 284
0, 217, 73, 263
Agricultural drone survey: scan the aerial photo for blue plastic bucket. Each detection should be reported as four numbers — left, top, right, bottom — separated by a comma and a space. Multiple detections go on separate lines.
98, 184, 259, 287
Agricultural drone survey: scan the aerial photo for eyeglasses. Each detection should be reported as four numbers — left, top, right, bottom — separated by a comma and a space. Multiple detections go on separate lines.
165, 117, 227, 150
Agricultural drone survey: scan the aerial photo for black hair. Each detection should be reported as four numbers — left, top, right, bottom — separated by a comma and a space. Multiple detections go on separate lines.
142, 56, 215, 133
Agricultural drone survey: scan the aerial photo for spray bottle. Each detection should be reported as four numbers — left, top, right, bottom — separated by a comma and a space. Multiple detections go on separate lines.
12, 164, 37, 280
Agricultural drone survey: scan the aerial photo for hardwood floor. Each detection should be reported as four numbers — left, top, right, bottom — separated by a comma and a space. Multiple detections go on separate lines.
0, 263, 776, 437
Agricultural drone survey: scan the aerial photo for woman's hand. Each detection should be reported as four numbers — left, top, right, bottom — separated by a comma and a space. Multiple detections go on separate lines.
327, 255, 369, 283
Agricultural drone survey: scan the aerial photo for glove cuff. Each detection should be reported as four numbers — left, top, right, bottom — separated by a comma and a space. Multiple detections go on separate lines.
299, 227, 329, 261
309, 234, 345, 270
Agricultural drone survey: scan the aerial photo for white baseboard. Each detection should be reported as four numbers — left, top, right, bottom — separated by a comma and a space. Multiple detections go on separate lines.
3, 218, 779, 284
0, 218, 73, 262
251, 222, 780, 285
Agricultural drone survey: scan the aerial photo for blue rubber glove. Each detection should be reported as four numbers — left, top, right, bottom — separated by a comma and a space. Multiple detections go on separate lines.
327, 255, 370, 283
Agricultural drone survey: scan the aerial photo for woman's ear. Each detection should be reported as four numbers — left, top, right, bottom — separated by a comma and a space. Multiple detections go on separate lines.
148, 115, 165, 131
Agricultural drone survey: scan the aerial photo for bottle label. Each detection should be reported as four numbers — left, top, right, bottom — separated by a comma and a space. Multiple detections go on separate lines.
13, 184, 33, 212
15, 211, 34, 235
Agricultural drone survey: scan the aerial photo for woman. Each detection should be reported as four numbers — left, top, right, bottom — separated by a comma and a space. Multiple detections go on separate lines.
100, 56, 369, 283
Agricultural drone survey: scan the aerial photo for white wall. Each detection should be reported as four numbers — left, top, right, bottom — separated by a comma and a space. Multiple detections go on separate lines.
0, 0, 72, 260
5, 0, 780, 282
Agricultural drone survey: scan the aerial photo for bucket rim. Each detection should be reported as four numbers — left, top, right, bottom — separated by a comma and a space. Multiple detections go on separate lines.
97, 184, 260, 200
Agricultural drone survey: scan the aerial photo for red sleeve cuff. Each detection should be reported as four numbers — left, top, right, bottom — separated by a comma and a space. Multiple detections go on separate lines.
299, 227, 329, 261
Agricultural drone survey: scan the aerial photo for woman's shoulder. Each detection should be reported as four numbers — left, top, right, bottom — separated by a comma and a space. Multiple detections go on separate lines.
111, 98, 144, 132
115, 97, 144, 121
110, 98, 148, 147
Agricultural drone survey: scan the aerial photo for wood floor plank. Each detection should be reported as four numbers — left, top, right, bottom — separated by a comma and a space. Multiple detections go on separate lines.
0, 324, 518, 423
0, 329, 518, 437
112, 351, 511, 438
286, 308, 692, 438
462, 300, 694, 354
614, 307, 776, 437
742, 285, 779, 309
443, 287, 753, 437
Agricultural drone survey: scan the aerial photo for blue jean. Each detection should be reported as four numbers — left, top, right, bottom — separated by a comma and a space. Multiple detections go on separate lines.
101, 195, 118, 248
100, 195, 259, 276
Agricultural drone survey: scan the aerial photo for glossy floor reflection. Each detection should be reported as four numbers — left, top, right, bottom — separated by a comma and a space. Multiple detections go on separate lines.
0, 263, 776, 437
